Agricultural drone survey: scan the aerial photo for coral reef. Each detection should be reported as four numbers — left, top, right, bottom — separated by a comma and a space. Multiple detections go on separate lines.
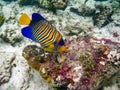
52, 0, 68, 9
92, 0, 120, 28
22, 35, 120, 90
0, 53, 15, 84
70, 5, 95, 16
64, 20, 92, 36
0, 0, 120, 90
0, 2, 23, 45
0, 45, 51, 90
111, 0, 120, 26
0, 13, 4, 27
69, 0, 120, 28
3, 0, 17, 1
0, 4, 4, 27
0, 26, 23, 45
18, 0, 37, 5
93, 2, 113, 28
69, 0, 95, 16
38, 0, 54, 9
95, 0, 108, 1
18, 0, 68, 9
22, 45, 45, 70
38, 0, 68, 9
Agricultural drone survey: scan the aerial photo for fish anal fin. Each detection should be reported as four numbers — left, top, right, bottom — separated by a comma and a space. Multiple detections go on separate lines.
21, 26, 36, 41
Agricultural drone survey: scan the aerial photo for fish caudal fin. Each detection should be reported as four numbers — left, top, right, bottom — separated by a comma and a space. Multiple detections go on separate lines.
18, 13, 31, 25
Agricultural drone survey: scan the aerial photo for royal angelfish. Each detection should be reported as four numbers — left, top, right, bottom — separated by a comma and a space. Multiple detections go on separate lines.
18, 13, 66, 52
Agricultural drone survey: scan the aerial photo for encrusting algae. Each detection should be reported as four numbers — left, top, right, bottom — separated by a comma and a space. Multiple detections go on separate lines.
22, 35, 120, 90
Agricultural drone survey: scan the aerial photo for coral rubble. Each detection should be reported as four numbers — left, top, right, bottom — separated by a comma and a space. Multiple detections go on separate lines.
22, 35, 120, 90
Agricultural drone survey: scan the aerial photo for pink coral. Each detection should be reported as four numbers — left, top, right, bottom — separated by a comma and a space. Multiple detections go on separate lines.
23, 35, 120, 90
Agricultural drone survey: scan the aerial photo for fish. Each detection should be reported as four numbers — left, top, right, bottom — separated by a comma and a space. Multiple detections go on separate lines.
18, 13, 66, 52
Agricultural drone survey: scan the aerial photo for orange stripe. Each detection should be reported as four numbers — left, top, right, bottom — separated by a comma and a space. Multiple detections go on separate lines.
38, 24, 51, 40
35, 21, 45, 30
35, 22, 49, 38
53, 31, 60, 42
44, 28, 57, 46
41, 27, 55, 44
44, 30, 62, 46
33, 21, 45, 34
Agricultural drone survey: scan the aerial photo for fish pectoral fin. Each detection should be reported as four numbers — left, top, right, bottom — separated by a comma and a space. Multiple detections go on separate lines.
43, 44, 55, 52
44, 47, 54, 52
18, 13, 31, 25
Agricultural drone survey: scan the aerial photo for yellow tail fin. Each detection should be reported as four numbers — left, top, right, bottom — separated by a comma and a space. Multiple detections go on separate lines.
18, 13, 31, 25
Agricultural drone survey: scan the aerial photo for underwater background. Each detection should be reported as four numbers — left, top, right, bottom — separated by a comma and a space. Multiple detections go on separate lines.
0, 0, 120, 90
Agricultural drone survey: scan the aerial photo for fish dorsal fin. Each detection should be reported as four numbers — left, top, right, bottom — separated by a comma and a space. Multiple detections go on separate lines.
18, 13, 31, 25
32, 13, 46, 22
21, 26, 36, 41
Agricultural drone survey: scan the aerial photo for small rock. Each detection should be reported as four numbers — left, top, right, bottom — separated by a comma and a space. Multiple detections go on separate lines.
69, 0, 95, 16
0, 26, 23, 45
93, 5, 113, 28
22, 45, 45, 71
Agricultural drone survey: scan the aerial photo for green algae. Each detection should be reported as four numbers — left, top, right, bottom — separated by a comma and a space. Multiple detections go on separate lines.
53, 65, 61, 70
78, 53, 93, 62
79, 53, 94, 71
0, 14, 4, 27
83, 72, 90, 77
